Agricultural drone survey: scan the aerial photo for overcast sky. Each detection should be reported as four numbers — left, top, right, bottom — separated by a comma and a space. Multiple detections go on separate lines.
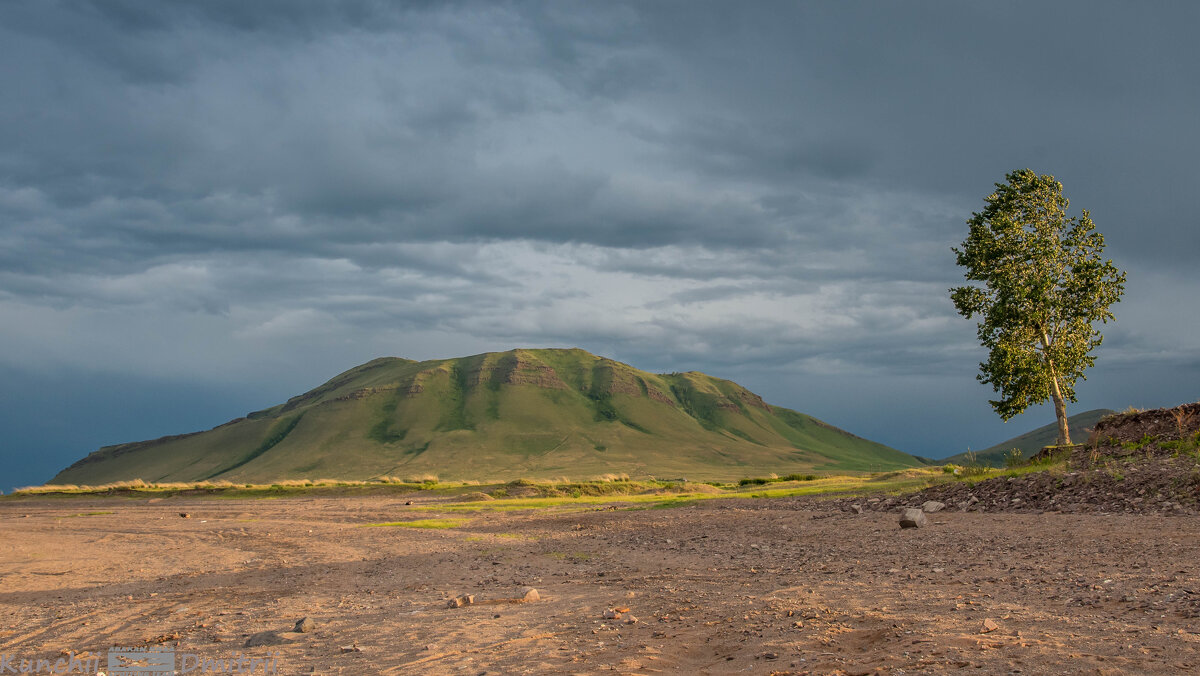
3, 1, 1198, 490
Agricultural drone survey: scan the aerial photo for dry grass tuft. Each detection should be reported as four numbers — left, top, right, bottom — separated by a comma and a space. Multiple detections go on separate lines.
593, 473, 630, 482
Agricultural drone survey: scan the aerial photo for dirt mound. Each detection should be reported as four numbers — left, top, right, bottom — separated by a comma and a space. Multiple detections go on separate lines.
843, 402, 1200, 516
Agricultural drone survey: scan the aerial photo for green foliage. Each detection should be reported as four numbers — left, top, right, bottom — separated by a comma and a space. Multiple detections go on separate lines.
951, 170, 1125, 441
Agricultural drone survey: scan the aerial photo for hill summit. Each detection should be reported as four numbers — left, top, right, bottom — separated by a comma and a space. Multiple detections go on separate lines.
52, 348, 923, 484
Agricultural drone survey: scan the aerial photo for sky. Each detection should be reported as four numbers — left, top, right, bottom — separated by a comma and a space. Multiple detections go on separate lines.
2, 1, 1198, 491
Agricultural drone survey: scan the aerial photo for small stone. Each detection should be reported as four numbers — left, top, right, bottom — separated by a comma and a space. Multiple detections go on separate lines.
623, 615, 639, 624
899, 508, 928, 529
980, 618, 1000, 634
520, 587, 540, 602
447, 594, 475, 608
340, 644, 362, 653
404, 500, 413, 506
179, 513, 190, 518
244, 631, 290, 647
847, 504, 864, 514
293, 617, 316, 633
603, 609, 623, 620
921, 500, 946, 513
792, 620, 804, 628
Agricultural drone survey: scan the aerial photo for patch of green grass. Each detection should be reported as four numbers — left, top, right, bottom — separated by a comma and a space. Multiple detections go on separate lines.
1121, 434, 1158, 452
360, 518, 467, 529
739, 473, 818, 486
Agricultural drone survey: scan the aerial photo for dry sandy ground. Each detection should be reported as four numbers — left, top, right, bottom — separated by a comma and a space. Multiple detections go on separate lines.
1, 495, 1198, 675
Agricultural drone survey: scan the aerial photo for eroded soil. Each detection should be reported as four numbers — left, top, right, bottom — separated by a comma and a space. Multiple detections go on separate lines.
1, 495, 1198, 675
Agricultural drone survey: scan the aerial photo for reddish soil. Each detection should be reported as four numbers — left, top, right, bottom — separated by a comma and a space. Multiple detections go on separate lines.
2, 493, 1199, 675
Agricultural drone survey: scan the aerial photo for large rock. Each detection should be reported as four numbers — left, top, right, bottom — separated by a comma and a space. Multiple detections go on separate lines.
899, 508, 928, 529
244, 631, 291, 647
922, 500, 946, 513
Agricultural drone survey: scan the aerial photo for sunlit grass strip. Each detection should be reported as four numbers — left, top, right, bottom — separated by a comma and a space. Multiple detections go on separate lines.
359, 518, 467, 529
422, 469, 992, 511
8, 464, 1066, 503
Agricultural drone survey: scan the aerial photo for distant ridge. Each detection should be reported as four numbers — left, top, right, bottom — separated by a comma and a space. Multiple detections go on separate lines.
944, 408, 1116, 467
52, 348, 924, 484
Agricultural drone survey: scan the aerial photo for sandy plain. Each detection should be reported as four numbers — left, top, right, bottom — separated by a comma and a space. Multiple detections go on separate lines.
1, 494, 1198, 675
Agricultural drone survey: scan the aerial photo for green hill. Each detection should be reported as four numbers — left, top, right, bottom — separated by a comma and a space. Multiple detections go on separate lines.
51, 348, 924, 484
944, 408, 1116, 467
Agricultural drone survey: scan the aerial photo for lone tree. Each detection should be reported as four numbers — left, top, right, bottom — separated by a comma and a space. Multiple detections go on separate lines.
951, 169, 1125, 446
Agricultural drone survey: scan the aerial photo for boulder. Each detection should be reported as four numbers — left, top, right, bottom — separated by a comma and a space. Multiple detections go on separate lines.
899, 508, 928, 529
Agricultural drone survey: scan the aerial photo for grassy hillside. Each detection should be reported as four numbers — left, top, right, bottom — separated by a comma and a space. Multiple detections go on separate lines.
51, 349, 924, 484
944, 408, 1115, 467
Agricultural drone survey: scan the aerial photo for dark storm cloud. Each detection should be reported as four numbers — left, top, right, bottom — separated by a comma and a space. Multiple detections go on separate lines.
2, 1, 1199, 490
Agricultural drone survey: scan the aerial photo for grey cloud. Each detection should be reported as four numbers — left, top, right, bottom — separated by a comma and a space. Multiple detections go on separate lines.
1, 1, 1199, 490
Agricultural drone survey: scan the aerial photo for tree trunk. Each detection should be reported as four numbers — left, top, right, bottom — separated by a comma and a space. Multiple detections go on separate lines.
1049, 370, 1071, 446
1041, 333, 1072, 446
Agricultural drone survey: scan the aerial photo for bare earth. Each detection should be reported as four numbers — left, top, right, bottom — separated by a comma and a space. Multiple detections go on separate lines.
1, 496, 1198, 675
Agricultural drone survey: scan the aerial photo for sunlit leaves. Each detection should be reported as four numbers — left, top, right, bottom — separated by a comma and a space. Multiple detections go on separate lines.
950, 169, 1125, 422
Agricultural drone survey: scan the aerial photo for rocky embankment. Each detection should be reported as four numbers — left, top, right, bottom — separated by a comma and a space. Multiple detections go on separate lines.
840, 403, 1200, 516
